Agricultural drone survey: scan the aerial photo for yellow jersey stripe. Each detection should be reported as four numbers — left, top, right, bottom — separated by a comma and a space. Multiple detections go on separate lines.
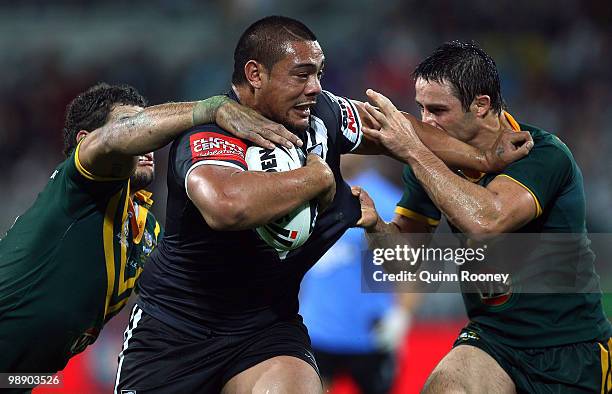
608, 338, 612, 390
107, 298, 130, 316
74, 141, 97, 181
132, 204, 149, 244
600, 342, 609, 394
394, 206, 440, 226
102, 189, 123, 319
496, 174, 543, 218
117, 186, 133, 299
154, 221, 161, 239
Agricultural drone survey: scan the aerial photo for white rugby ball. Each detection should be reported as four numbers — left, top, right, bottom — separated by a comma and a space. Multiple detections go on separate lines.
245, 145, 317, 251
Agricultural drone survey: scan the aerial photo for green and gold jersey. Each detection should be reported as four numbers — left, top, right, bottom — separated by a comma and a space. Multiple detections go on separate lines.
0, 142, 161, 371
396, 112, 612, 348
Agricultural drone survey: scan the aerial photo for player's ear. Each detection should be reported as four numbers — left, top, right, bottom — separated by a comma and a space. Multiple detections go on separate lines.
244, 60, 267, 89
76, 130, 89, 144
472, 95, 491, 118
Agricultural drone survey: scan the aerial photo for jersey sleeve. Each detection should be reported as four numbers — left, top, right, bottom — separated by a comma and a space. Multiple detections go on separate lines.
319, 90, 363, 154
172, 125, 248, 192
395, 165, 441, 227
495, 137, 572, 217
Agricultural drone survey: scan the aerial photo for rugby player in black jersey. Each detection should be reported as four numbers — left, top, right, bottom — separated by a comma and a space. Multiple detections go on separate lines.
115, 17, 532, 394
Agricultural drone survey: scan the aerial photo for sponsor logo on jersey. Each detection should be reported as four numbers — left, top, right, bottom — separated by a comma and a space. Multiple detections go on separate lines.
336, 96, 359, 144
190, 132, 247, 166
259, 149, 278, 172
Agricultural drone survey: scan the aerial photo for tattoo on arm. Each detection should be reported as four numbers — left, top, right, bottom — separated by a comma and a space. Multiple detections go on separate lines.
496, 145, 505, 158
192, 96, 232, 126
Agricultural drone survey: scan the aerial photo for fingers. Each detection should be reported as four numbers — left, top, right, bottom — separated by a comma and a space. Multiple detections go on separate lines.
242, 132, 276, 150
351, 186, 362, 197
502, 131, 534, 159
514, 139, 534, 157
366, 89, 398, 114
362, 126, 382, 142
251, 124, 302, 149
364, 102, 388, 127
265, 124, 303, 148
505, 130, 533, 146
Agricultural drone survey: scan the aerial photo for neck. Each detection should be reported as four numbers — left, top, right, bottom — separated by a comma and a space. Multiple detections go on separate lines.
466, 111, 511, 151
232, 84, 257, 110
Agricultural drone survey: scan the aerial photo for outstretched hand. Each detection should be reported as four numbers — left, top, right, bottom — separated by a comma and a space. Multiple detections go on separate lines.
216, 100, 303, 150
485, 129, 534, 172
361, 89, 423, 160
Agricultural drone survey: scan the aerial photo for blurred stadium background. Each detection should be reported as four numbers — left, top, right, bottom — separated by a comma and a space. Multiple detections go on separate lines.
1, 1, 610, 393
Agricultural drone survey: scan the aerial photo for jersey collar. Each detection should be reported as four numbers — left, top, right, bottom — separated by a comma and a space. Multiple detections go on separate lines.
503, 111, 520, 131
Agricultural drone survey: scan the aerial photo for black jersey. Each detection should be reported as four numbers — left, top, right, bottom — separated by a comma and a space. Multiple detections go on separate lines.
137, 89, 363, 335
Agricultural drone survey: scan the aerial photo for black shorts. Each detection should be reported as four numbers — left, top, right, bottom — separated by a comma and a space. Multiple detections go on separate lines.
454, 323, 611, 393
314, 348, 396, 394
115, 304, 319, 393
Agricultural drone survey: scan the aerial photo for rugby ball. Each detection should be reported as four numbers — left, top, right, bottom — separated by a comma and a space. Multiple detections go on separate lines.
245, 145, 317, 251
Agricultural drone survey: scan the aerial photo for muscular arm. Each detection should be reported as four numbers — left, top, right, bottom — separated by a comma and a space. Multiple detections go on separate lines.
362, 91, 537, 238
405, 146, 536, 237
352, 100, 532, 172
78, 96, 300, 179
187, 154, 334, 231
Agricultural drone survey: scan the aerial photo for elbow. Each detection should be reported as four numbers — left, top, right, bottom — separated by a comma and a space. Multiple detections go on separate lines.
459, 214, 505, 241
464, 223, 501, 241
203, 196, 249, 231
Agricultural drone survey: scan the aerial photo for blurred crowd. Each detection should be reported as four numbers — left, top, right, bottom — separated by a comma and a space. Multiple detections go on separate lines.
2, 1, 611, 392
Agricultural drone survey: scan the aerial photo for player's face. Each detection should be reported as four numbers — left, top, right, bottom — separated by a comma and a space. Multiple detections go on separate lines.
131, 151, 155, 191
258, 40, 324, 132
107, 104, 155, 191
415, 77, 478, 142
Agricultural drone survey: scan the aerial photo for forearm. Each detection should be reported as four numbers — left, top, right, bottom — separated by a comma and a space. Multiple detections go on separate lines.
192, 167, 328, 231
229, 169, 325, 228
406, 145, 501, 235
401, 112, 488, 172
102, 96, 229, 156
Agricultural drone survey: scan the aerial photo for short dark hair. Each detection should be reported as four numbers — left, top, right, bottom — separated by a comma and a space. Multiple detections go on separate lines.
232, 16, 317, 86
62, 83, 147, 157
413, 41, 505, 114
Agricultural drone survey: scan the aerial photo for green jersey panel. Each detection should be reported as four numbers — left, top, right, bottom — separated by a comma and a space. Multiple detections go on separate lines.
463, 123, 611, 347
0, 143, 161, 372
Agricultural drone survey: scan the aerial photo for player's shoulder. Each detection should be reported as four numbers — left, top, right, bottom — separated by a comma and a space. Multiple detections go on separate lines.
172, 123, 251, 156
176, 123, 244, 141
313, 90, 362, 149
520, 122, 575, 166
316, 90, 353, 113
